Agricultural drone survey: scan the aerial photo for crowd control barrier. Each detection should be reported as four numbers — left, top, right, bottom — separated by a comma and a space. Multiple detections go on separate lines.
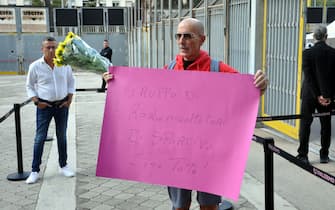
254, 109, 335, 210
1, 89, 334, 210
0, 99, 32, 181
0, 88, 105, 181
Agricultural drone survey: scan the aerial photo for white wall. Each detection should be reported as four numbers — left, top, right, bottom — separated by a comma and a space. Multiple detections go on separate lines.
105, 0, 134, 7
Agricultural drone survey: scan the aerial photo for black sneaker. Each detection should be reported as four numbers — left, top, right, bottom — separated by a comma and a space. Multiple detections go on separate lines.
320, 156, 329, 164
296, 154, 310, 165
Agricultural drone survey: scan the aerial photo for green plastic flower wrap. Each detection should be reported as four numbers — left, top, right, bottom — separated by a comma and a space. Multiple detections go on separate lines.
53, 32, 111, 72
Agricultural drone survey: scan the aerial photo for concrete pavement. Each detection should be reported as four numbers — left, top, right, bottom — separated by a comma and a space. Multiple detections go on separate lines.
0, 71, 334, 210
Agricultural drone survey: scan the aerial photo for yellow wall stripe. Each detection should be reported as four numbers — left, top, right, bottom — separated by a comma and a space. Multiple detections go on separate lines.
0, 72, 19, 75
261, 0, 268, 115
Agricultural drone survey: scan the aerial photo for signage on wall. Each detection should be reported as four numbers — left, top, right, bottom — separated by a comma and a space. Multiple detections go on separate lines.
0, 8, 16, 32
21, 8, 48, 32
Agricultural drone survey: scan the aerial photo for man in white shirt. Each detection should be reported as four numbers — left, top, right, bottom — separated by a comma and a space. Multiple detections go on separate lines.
25, 36, 75, 184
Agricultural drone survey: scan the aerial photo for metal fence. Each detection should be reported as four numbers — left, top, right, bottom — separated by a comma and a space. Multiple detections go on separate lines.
0, 1, 306, 139
228, 0, 250, 73
262, 0, 304, 138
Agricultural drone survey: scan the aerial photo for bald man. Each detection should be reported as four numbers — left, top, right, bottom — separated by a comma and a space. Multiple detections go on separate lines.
103, 18, 268, 210
163, 17, 268, 210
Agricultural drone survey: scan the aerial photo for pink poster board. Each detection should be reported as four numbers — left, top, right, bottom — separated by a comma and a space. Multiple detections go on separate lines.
96, 66, 260, 201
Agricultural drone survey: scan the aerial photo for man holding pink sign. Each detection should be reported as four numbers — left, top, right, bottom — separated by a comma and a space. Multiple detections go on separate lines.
102, 18, 268, 210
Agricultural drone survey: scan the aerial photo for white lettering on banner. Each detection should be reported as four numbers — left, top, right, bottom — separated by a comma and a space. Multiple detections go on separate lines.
313, 168, 335, 184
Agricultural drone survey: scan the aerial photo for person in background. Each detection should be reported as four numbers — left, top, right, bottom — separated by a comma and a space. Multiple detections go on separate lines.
102, 18, 268, 210
25, 36, 75, 184
98, 39, 113, 92
296, 25, 335, 165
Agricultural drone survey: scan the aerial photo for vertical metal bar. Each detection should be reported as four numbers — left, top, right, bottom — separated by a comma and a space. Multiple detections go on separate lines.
78, 8, 81, 36
204, 0, 209, 53
155, 0, 158, 68
14, 104, 24, 174
161, 0, 165, 66
189, 0, 193, 17
323, 0, 327, 24
135, 1, 138, 66
149, 0, 152, 67
129, 6, 133, 66
169, 0, 173, 61
7, 103, 29, 181
263, 138, 274, 210
169, 1, 174, 60
178, 0, 181, 21
224, 0, 229, 63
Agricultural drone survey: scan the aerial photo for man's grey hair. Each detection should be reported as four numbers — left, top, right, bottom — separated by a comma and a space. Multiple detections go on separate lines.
313, 25, 327, 41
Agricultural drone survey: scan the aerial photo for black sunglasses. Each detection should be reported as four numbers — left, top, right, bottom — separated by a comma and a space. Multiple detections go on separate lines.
174, 33, 197, 40
45, 46, 56, 50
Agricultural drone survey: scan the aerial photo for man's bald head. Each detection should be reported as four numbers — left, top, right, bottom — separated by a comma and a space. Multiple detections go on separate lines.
176, 18, 206, 61
178, 18, 205, 36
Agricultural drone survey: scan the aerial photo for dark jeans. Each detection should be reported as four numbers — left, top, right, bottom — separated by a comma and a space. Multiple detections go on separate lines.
32, 106, 69, 172
298, 98, 332, 157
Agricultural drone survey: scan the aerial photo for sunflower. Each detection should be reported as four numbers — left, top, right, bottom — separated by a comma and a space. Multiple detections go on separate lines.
64, 32, 76, 44
53, 57, 63, 67
52, 32, 111, 72
55, 45, 63, 58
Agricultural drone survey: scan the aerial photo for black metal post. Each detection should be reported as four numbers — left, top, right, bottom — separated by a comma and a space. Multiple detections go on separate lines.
263, 138, 274, 210
7, 104, 30, 181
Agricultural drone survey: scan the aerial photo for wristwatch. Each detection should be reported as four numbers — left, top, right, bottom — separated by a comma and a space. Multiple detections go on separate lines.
34, 100, 39, 106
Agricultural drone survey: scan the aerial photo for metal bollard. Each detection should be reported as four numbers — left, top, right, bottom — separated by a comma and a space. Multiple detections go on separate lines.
263, 138, 274, 210
7, 103, 30, 181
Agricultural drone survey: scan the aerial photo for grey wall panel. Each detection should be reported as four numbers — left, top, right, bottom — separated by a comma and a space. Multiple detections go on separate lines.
209, 5, 225, 61
264, 0, 300, 126
0, 35, 19, 72
163, 21, 170, 65
228, 0, 250, 73
157, 22, 164, 68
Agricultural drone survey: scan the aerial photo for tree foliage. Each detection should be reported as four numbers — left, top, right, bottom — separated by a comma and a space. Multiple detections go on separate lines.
310, 0, 335, 6
32, 0, 44, 6
52, 0, 62, 7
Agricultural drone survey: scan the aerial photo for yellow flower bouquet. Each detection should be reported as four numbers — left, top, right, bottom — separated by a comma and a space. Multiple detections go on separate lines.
53, 32, 111, 72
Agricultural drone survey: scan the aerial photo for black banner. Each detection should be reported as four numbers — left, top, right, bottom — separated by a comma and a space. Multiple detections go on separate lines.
108, 9, 124, 25
55, 8, 78, 27
82, 8, 103, 25
307, 7, 323, 23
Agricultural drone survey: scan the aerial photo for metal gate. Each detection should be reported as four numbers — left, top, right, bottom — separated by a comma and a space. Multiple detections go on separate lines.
262, 0, 304, 139
228, 0, 250, 74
